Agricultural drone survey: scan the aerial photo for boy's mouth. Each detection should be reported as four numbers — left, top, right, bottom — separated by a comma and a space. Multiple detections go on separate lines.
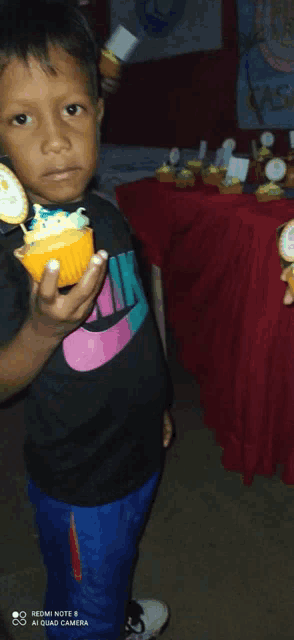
43, 167, 79, 181
43, 168, 80, 182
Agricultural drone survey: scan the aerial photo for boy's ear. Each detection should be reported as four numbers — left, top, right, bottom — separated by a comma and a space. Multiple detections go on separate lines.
96, 98, 104, 127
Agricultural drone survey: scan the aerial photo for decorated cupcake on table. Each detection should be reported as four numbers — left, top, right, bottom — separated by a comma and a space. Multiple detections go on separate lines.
99, 48, 121, 79
155, 161, 176, 183
0, 163, 95, 288
202, 140, 234, 186
255, 158, 286, 203
201, 163, 226, 186
218, 155, 249, 195
175, 168, 195, 189
219, 175, 243, 195
186, 158, 202, 175
99, 25, 138, 80
257, 145, 273, 163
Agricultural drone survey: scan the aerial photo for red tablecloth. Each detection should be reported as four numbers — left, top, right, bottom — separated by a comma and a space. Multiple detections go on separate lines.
116, 177, 294, 486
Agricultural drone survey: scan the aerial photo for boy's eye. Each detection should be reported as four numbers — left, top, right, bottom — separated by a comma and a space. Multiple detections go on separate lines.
65, 104, 84, 116
12, 114, 32, 126
11, 104, 84, 126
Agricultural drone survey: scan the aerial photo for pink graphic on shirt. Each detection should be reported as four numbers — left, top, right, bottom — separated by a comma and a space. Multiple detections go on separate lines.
62, 251, 148, 372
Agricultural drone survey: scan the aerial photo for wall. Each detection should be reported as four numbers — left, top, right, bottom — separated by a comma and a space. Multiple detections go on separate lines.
101, 0, 291, 155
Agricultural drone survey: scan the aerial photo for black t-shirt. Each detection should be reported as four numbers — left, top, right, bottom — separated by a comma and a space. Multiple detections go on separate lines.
0, 168, 173, 507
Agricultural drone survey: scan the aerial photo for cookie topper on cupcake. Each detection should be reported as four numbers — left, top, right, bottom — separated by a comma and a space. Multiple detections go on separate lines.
278, 219, 294, 263
0, 163, 29, 233
0, 163, 90, 244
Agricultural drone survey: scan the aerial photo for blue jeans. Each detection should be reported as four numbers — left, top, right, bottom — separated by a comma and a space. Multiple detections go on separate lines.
27, 470, 161, 640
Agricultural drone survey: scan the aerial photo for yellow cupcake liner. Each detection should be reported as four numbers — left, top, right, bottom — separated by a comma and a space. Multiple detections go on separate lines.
219, 183, 243, 195
155, 170, 176, 183
175, 177, 195, 188
201, 171, 225, 186
14, 227, 94, 288
255, 193, 283, 203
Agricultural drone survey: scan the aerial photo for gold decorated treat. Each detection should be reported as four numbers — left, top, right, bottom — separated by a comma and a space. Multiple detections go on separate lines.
255, 181, 284, 203
175, 169, 195, 189
219, 176, 243, 195
186, 159, 202, 175
99, 48, 121, 79
201, 165, 226, 186
155, 163, 176, 183
14, 204, 95, 287
257, 146, 273, 162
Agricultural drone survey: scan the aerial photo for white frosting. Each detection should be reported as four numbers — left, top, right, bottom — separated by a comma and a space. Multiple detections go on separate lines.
25, 204, 89, 244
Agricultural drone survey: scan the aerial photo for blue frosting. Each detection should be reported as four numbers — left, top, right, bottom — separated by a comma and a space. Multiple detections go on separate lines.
28, 204, 89, 231
28, 206, 71, 231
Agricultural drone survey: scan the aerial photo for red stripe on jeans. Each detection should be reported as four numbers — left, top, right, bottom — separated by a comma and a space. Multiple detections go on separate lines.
69, 512, 82, 582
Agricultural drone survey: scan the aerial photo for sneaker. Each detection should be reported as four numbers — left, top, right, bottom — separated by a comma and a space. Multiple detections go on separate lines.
124, 599, 170, 639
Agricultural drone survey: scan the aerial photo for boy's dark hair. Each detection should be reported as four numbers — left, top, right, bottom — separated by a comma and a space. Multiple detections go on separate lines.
0, 0, 102, 105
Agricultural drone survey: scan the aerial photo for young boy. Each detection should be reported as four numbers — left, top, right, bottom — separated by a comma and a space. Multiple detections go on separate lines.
0, 1, 174, 638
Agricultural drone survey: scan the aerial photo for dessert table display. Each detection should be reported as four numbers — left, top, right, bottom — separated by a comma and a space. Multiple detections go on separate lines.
116, 172, 294, 487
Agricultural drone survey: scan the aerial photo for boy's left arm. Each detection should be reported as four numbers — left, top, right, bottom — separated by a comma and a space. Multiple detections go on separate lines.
163, 409, 175, 448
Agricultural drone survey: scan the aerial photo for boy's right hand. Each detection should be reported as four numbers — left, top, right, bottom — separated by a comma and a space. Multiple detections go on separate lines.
28, 251, 108, 340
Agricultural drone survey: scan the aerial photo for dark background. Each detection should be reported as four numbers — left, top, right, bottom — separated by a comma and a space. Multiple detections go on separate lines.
83, 0, 290, 156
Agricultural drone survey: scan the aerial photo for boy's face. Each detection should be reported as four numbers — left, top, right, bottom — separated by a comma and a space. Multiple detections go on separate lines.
0, 45, 104, 205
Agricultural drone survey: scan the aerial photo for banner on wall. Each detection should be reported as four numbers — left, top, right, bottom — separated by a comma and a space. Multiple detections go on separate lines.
237, 0, 294, 129
110, 0, 222, 65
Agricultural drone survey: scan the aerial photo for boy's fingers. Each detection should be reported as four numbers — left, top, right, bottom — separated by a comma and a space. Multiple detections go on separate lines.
283, 287, 294, 305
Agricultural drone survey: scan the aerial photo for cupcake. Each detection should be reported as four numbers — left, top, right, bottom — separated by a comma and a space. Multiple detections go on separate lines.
201, 164, 226, 186
255, 181, 284, 202
186, 159, 202, 175
13, 204, 95, 288
175, 169, 195, 189
219, 175, 243, 194
257, 146, 273, 162
99, 48, 121, 79
155, 162, 176, 183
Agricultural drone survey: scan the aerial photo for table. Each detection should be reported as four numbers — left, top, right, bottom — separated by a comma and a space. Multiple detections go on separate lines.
116, 177, 294, 486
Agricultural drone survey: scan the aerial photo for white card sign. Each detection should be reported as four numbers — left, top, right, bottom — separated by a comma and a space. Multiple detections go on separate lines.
105, 25, 139, 62
289, 131, 294, 149
198, 141, 207, 161
227, 156, 250, 183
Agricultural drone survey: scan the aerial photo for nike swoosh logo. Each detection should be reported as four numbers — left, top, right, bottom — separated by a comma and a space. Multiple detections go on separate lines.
62, 251, 148, 372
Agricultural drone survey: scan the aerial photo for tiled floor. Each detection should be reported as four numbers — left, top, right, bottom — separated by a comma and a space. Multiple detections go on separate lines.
1, 326, 294, 639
